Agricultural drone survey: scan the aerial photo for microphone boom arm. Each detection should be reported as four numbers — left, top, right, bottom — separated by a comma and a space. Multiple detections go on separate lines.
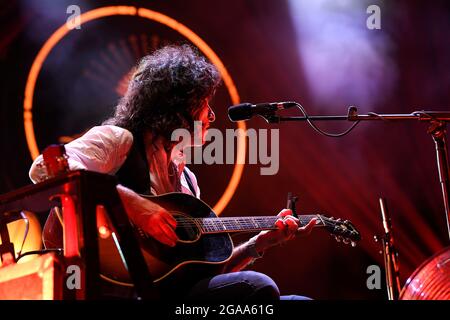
255, 103, 450, 241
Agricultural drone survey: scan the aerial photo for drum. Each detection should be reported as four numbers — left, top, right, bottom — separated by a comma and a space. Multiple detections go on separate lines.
399, 246, 450, 300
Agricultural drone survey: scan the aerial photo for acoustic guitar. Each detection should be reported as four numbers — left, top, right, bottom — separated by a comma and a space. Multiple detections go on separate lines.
93, 192, 361, 287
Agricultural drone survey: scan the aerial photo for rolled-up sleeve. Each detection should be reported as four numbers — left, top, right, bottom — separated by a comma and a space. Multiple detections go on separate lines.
29, 125, 133, 183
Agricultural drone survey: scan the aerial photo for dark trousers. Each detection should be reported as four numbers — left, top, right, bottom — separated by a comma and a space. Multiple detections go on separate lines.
101, 271, 312, 301
186, 271, 312, 301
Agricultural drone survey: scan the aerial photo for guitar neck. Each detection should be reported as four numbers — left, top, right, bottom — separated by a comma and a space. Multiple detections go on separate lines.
195, 215, 324, 234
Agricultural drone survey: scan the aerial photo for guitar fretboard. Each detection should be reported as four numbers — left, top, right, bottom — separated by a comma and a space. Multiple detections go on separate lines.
180, 215, 324, 234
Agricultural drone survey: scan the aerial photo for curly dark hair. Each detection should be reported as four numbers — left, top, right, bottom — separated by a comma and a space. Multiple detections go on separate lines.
104, 44, 221, 142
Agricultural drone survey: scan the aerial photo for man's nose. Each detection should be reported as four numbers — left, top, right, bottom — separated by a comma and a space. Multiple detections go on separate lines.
208, 107, 216, 123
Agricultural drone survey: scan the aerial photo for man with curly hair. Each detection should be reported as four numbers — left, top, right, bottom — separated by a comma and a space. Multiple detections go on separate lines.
29, 44, 315, 300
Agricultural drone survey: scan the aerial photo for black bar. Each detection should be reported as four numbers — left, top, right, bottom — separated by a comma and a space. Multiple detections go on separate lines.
279, 116, 349, 121
279, 112, 450, 122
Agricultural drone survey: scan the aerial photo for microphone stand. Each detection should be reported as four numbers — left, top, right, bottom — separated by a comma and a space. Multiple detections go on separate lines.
259, 106, 450, 241
374, 198, 402, 300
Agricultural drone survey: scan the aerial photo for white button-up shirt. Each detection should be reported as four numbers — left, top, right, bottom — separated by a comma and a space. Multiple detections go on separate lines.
29, 125, 200, 198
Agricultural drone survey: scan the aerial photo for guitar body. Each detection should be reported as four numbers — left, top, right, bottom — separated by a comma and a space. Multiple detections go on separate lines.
100, 193, 233, 285
44, 193, 234, 287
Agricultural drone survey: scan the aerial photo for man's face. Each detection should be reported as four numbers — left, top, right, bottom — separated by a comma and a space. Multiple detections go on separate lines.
193, 100, 215, 146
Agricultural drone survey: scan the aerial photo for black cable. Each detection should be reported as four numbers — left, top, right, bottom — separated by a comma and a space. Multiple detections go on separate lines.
16, 211, 29, 259
366, 111, 436, 122
367, 112, 390, 121
294, 103, 361, 138
14, 209, 65, 262
16, 248, 63, 261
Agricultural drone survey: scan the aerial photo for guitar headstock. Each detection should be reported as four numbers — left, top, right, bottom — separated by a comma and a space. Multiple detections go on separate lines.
319, 215, 361, 247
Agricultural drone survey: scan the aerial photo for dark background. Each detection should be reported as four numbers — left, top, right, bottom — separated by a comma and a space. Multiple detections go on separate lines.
0, 0, 449, 299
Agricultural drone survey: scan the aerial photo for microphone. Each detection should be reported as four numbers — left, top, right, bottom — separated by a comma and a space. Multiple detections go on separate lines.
228, 101, 297, 122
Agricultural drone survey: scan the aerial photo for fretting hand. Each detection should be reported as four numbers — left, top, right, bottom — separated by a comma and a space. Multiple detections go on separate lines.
254, 209, 317, 253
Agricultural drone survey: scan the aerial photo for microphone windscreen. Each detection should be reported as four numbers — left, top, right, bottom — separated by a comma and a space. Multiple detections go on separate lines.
228, 103, 253, 122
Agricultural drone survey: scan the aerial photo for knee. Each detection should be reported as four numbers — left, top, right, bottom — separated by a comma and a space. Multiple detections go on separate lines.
240, 271, 280, 301
280, 295, 313, 300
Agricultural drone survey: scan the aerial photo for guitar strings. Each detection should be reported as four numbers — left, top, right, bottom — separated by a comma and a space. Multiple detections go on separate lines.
173, 216, 318, 225
172, 215, 320, 230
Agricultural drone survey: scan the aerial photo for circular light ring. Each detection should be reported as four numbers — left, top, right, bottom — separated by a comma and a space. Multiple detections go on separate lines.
23, 6, 246, 214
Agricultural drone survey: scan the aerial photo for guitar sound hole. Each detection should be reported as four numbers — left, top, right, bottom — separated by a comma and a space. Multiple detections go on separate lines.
174, 213, 200, 242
